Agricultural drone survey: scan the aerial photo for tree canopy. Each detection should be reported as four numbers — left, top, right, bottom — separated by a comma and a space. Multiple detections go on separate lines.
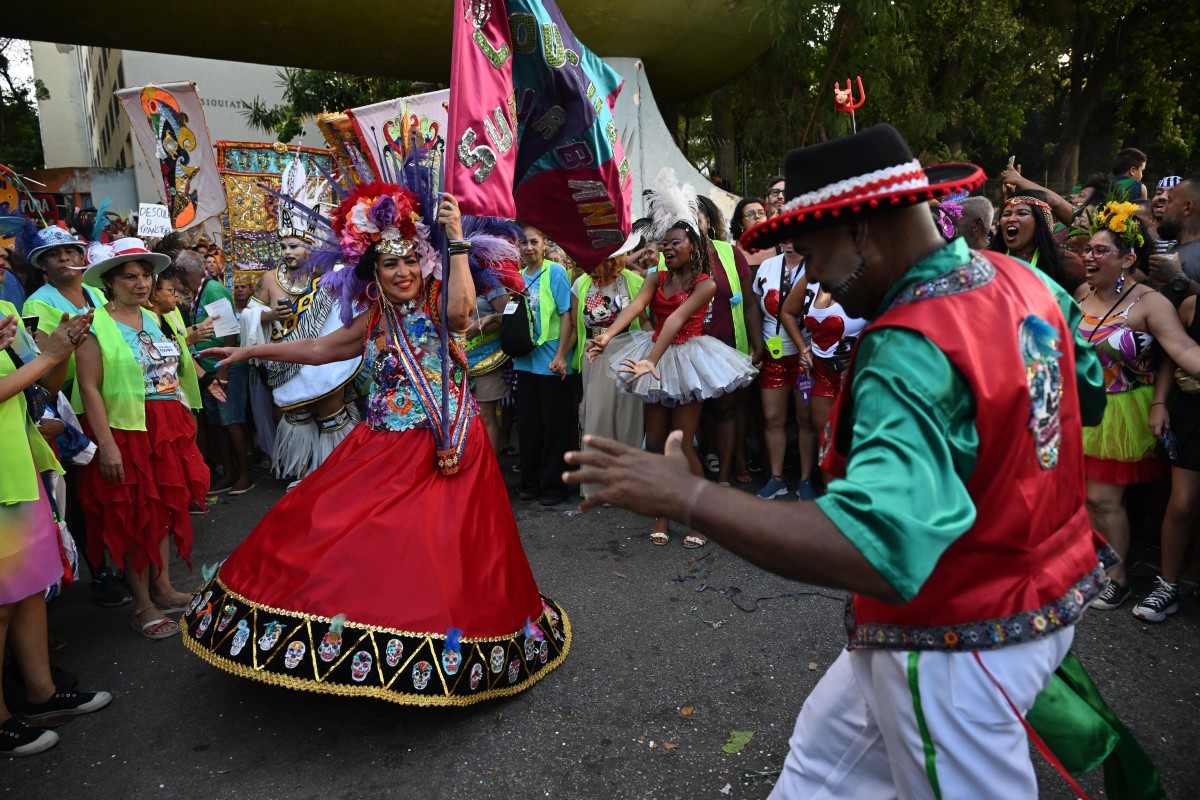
682, 0, 1199, 198
0, 39, 47, 173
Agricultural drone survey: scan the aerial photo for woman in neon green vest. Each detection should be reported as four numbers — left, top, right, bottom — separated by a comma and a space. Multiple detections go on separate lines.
74, 240, 210, 641
0, 305, 111, 756
566, 251, 648, 499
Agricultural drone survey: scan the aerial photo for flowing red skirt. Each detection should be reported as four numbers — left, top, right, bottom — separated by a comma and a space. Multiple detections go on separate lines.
180, 421, 570, 705
81, 400, 209, 574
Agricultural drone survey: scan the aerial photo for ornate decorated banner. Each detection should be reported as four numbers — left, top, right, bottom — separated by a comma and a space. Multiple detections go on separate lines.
446, 0, 632, 270
316, 89, 450, 186
215, 141, 337, 284
116, 82, 225, 231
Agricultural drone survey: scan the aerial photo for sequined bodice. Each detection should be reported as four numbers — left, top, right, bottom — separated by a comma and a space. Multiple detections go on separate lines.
651, 272, 709, 344
364, 311, 477, 432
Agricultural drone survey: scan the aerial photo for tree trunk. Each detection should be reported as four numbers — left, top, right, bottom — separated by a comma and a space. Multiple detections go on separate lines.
1047, 7, 1145, 187
711, 88, 737, 192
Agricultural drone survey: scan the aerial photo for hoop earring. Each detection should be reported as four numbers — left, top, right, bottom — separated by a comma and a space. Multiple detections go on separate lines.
1116, 272, 1125, 294
365, 280, 382, 302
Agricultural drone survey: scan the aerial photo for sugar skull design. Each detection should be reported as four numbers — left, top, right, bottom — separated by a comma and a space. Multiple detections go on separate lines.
385, 638, 404, 668
258, 621, 286, 651
194, 603, 214, 638
412, 660, 433, 691
283, 641, 306, 669
507, 659, 520, 684
469, 662, 484, 690
489, 645, 504, 674
539, 641, 549, 664
351, 651, 373, 683
523, 636, 537, 662
230, 620, 251, 656
318, 629, 343, 663
441, 647, 461, 676
1020, 315, 1064, 470
189, 590, 210, 615
546, 606, 563, 641
217, 602, 238, 633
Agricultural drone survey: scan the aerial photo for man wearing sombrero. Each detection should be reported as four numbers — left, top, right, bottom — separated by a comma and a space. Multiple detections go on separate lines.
566, 125, 1119, 797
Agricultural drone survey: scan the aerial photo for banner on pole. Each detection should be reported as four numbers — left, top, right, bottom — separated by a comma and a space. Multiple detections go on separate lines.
446, 0, 631, 270
116, 82, 226, 232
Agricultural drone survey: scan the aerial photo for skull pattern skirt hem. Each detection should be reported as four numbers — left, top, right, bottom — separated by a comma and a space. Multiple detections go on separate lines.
179, 420, 570, 705
180, 577, 570, 707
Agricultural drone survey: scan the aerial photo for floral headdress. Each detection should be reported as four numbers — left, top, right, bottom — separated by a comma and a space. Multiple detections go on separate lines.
331, 182, 436, 272
1074, 200, 1145, 250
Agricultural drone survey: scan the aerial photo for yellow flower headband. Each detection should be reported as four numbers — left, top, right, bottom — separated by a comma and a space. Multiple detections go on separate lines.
1085, 200, 1145, 250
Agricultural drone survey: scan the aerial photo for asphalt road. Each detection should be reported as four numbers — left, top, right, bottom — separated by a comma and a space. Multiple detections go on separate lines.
4, 458, 1197, 799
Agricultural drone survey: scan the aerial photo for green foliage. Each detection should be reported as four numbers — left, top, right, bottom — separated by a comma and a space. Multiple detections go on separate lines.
242, 69, 434, 143
683, 0, 1198, 197
0, 39, 45, 172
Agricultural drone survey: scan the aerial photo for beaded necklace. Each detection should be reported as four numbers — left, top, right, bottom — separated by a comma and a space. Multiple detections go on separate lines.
374, 291, 471, 475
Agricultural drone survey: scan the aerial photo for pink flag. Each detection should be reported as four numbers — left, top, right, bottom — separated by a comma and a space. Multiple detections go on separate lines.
446, 0, 632, 271
445, 0, 518, 219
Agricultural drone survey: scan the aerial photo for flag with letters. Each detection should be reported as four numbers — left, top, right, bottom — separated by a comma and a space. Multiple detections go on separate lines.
446, 0, 632, 271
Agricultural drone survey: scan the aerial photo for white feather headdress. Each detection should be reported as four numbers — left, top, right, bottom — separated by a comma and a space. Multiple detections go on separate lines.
645, 167, 700, 241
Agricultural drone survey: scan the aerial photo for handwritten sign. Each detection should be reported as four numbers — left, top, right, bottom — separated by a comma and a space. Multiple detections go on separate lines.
137, 203, 172, 238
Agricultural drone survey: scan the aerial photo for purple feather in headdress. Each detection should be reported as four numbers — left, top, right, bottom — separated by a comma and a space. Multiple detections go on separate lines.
345, 144, 378, 187
314, 160, 350, 201
318, 259, 371, 327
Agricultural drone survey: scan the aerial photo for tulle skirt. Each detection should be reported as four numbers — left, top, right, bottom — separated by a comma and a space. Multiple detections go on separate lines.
80, 400, 209, 573
180, 421, 569, 706
1082, 384, 1167, 484
609, 332, 758, 407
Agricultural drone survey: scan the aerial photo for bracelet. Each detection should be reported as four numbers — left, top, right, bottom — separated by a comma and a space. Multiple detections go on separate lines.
680, 480, 709, 530
447, 240, 472, 256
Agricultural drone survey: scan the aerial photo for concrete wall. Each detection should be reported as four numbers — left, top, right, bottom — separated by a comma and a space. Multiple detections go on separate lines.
30, 41, 91, 168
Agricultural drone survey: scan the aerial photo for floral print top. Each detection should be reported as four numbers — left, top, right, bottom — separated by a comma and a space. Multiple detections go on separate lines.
364, 309, 477, 432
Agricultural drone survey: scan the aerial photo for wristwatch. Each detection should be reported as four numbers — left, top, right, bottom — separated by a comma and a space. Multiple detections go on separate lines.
1170, 274, 1191, 292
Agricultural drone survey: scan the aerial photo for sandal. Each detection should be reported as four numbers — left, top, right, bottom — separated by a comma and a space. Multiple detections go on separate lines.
683, 535, 708, 550
150, 590, 193, 614
734, 469, 753, 484
131, 607, 179, 640
703, 454, 720, 473
650, 531, 670, 546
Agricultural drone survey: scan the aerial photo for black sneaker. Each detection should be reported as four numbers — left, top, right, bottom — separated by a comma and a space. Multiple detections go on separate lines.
0, 718, 59, 757
1132, 577, 1180, 623
519, 489, 539, 501
90, 570, 131, 608
1089, 580, 1132, 610
539, 492, 567, 506
18, 691, 112, 727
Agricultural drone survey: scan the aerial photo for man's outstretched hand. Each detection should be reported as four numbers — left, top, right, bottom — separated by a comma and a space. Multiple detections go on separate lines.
564, 430, 698, 518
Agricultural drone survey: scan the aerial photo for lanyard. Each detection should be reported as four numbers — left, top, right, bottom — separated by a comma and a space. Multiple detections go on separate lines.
190, 276, 211, 319
774, 258, 796, 335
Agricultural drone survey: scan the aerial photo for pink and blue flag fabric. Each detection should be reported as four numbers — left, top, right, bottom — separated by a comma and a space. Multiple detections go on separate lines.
446, 0, 632, 271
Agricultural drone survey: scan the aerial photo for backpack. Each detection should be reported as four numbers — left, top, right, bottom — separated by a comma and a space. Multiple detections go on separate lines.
500, 270, 544, 357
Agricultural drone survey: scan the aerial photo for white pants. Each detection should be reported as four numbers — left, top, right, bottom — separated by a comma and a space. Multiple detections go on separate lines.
769, 627, 1074, 800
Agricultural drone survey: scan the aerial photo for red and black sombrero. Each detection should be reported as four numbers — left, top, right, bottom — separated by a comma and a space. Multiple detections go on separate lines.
739, 124, 986, 252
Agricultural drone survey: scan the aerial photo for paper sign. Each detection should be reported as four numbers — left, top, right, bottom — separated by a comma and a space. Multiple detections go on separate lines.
203, 298, 239, 337
137, 203, 173, 238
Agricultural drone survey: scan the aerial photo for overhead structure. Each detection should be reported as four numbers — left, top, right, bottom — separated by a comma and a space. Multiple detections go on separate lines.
4, 0, 773, 101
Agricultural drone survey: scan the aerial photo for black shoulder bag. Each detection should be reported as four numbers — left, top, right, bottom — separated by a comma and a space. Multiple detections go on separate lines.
500, 269, 544, 358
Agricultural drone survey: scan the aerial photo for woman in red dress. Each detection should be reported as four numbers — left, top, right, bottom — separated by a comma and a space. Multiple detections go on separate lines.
180, 178, 569, 706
